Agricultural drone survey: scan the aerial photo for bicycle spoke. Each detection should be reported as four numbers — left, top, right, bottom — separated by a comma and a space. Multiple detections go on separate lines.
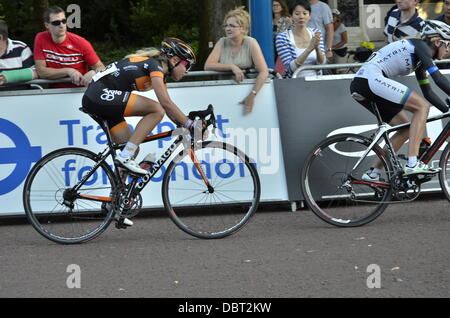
163, 141, 260, 239
24, 148, 116, 244
302, 134, 392, 227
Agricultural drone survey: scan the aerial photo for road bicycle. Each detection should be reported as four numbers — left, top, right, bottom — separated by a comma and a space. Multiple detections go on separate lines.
23, 105, 261, 244
301, 101, 450, 227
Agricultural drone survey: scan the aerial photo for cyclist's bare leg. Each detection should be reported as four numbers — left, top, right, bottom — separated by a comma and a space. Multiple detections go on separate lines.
388, 111, 410, 152
368, 92, 429, 175
109, 122, 136, 181
124, 93, 165, 146
402, 92, 430, 158
370, 111, 410, 170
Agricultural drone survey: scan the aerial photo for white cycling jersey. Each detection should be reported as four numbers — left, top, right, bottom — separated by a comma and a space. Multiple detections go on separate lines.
353, 38, 444, 106
362, 39, 420, 78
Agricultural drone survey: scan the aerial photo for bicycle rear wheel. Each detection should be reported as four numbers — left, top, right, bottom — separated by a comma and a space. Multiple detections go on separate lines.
162, 141, 261, 239
301, 134, 393, 227
438, 142, 450, 202
23, 148, 117, 244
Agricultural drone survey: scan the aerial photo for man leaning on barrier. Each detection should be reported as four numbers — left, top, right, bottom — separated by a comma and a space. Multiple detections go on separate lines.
33, 6, 105, 89
0, 20, 38, 88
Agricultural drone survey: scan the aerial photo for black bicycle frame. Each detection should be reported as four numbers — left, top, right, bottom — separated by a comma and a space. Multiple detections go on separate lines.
382, 111, 450, 164
77, 126, 212, 205
372, 103, 450, 169
352, 102, 450, 177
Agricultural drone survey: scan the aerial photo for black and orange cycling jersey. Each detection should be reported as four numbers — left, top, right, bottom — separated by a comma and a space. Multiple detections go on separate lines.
90, 56, 164, 92
82, 56, 165, 131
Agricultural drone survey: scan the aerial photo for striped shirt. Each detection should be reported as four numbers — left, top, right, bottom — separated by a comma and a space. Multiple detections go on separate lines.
0, 38, 34, 71
275, 28, 325, 78
384, 9, 425, 43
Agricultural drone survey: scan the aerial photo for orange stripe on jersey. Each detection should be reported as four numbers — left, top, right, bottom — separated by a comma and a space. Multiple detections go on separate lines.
110, 121, 129, 135
135, 76, 152, 91
129, 57, 149, 63
124, 94, 137, 117
150, 71, 164, 78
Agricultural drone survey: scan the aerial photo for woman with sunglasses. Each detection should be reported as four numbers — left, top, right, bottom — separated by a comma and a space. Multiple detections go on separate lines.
350, 20, 450, 180
34, 6, 104, 88
82, 38, 198, 176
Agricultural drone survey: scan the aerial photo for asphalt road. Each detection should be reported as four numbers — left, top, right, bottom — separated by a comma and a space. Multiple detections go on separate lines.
0, 196, 448, 299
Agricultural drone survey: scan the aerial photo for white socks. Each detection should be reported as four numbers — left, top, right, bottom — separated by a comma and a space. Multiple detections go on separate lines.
407, 156, 418, 168
120, 142, 138, 159
369, 168, 381, 178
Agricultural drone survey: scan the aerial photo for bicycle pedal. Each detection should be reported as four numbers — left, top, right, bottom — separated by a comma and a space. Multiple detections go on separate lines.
114, 214, 134, 229
115, 219, 131, 229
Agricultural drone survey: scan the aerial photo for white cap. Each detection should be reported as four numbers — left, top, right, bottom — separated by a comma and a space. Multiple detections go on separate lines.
332, 9, 340, 16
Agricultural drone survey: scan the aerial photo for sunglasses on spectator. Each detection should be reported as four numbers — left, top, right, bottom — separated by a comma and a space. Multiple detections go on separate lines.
223, 24, 240, 29
50, 19, 67, 26
440, 40, 450, 48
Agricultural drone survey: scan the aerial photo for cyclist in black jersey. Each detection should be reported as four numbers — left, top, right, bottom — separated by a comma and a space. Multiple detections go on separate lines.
350, 20, 450, 180
82, 38, 199, 175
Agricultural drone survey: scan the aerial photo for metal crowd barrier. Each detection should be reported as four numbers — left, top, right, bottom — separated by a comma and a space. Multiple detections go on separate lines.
1, 69, 278, 91
292, 59, 450, 79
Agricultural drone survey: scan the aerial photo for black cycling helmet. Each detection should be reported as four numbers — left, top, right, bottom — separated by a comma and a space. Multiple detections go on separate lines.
161, 37, 196, 70
422, 20, 450, 41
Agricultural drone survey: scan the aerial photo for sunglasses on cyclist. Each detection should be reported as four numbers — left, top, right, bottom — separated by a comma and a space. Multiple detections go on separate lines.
50, 19, 67, 26
440, 40, 450, 48
177, 60, 192, 71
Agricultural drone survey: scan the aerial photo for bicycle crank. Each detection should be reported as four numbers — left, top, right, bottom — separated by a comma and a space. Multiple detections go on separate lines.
114, 188, 143, 219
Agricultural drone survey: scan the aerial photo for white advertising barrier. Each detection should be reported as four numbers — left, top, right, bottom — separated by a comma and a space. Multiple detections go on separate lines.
0, 81, 288, 215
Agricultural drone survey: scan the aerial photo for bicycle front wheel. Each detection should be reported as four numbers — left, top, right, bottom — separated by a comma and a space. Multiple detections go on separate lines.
438, 141, 450, 202
301, 134, 393, 227
162, 141, 261, 239
23, 148, 117, 244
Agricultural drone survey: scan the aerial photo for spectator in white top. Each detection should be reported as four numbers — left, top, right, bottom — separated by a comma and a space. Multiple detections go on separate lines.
307, 0, 334, 60
0, 20, 38, 86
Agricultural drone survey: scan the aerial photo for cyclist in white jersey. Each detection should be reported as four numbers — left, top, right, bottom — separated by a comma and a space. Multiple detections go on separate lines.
350, 20, 450, 180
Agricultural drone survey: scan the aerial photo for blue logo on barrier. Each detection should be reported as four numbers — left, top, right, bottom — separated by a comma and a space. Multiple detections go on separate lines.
0, 119, 42, 195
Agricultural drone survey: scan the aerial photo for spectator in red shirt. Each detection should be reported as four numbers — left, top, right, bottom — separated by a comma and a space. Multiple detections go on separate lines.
34, 6, 104, 88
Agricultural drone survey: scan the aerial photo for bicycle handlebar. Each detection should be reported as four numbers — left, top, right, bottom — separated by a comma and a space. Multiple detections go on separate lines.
444, 97, 450, 113
188, 104, 217, 129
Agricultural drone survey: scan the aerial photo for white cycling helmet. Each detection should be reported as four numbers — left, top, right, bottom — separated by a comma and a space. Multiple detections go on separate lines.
422, 20, 450, 41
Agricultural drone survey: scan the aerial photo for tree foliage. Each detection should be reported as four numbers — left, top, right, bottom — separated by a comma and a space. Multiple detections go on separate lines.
0, 0, 249, 66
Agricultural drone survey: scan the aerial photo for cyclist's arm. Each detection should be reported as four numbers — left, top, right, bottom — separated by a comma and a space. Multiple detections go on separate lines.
414, 39, 450, 112
152, 76, 189, 127
415, 66, 448, 112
